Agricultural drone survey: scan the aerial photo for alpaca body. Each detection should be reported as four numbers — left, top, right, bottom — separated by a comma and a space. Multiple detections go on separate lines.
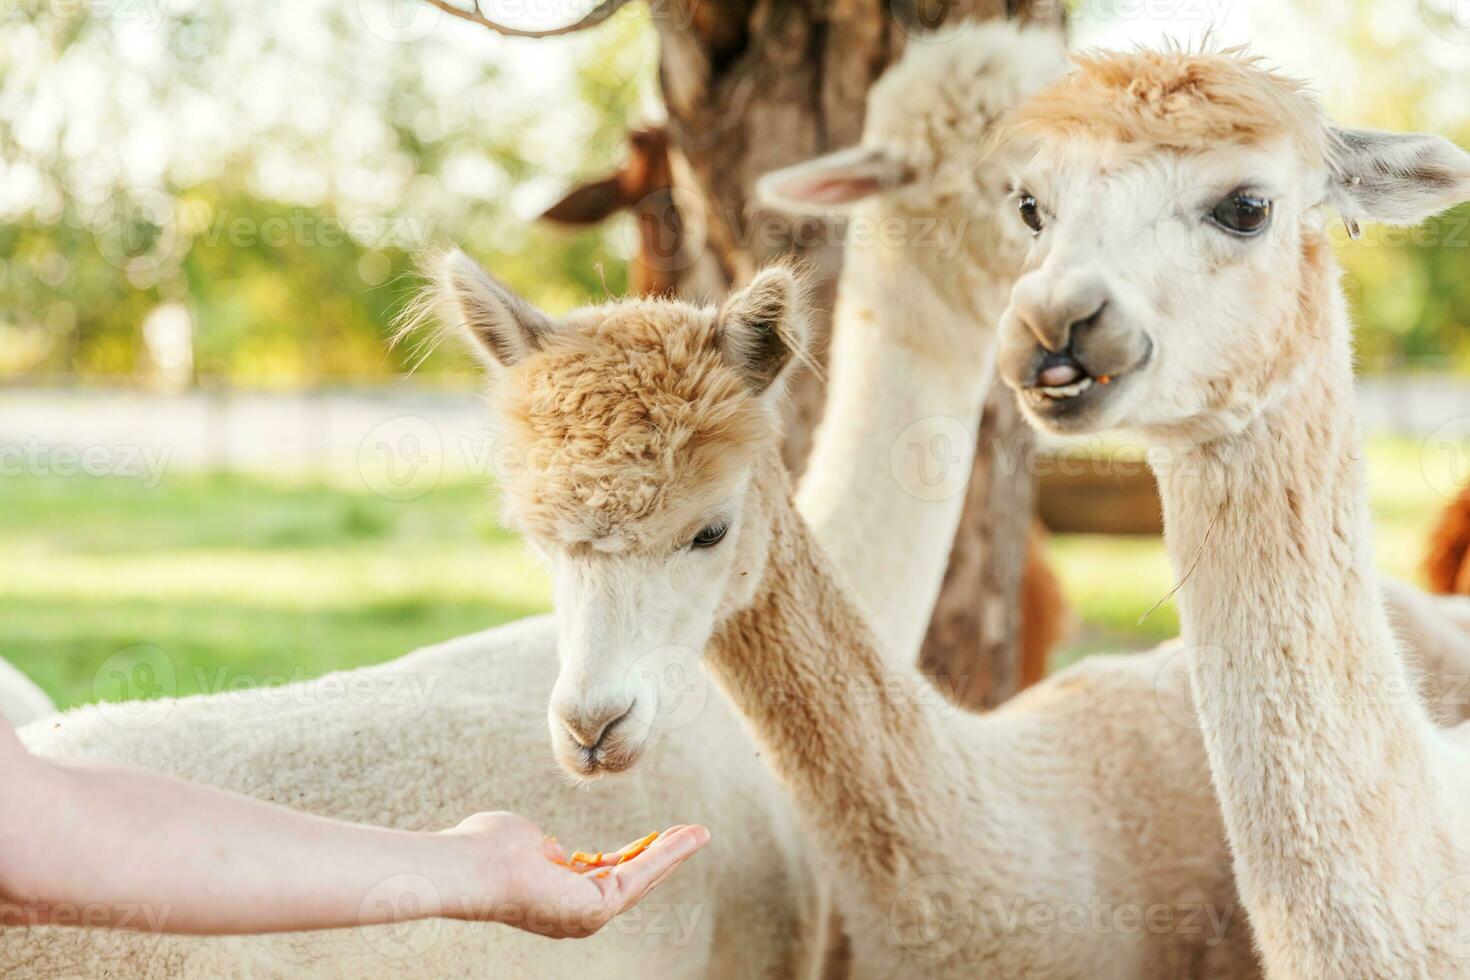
0, 657, 52, 727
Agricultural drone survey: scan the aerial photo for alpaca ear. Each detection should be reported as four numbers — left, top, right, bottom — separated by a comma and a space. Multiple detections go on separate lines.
439, 249, 553, 368
754, 145, 910, 214
1329, 128, 1470, 228
540, 175, 628, 226
716, 267, 808, 394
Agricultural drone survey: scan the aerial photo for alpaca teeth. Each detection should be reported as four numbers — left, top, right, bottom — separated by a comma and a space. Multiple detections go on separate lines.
1038, 377, 1094, 399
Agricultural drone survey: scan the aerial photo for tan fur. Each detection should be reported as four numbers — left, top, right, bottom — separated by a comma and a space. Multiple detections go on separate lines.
1425, 484, 1470, 596
1007, 46, 1331, 160
494, 301, 772, 549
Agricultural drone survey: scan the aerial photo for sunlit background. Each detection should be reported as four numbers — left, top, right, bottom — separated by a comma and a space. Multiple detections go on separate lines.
3, 0, 1468, 708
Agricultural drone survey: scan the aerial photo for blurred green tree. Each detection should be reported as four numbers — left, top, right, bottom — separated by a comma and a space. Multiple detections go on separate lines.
0, 0, 657, 386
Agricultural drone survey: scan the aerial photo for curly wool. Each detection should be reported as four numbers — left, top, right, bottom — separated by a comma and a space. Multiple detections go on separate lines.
1007, 46, 1332, 161
494, 301, 774, 550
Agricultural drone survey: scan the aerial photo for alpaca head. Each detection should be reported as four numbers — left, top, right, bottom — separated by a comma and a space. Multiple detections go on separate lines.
754, 20, 1066, 237
433, 250, 808, 778
993, 47, 1470, 444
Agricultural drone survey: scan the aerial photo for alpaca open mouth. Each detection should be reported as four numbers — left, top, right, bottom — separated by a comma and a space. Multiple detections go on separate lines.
1018, 338, 1152, 428
1021, 352, 1110, 411
1035, 375, 1096, 400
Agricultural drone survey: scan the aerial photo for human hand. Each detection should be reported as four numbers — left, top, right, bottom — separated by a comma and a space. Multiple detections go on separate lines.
440, 812, 710, 938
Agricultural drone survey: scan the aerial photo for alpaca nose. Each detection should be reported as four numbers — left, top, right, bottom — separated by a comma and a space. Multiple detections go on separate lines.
557, 701, 635, 753
1012, 277, 1111, 353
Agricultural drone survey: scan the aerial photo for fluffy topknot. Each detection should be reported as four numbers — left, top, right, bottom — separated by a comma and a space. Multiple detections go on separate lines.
492, 299, 775, 551
1006, 46, 1331, 160
863, 21, 1070, 203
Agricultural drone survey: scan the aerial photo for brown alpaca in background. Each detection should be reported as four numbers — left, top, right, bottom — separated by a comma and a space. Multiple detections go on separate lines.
540, 126, 1068, 690
1425, 483, 1470, 595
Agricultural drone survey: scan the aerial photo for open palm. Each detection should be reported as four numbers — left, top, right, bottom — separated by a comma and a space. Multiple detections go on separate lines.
444, 812, 710, 939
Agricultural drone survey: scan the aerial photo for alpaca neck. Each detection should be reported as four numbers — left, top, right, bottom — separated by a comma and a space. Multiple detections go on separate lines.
796, 198, 1013, 664
712, 451, 963, 895
1152, 237, 1440, 967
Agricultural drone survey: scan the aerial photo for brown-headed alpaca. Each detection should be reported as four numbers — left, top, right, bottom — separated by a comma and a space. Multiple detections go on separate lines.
1426, 483, 1470, 595
996, 47, 1470, 978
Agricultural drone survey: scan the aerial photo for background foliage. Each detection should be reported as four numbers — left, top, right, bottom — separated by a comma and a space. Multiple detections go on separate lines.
0, 0, 1465, 386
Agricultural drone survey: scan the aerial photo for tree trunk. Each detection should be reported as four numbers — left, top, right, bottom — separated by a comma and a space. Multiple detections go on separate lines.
653, 0, 1064, 707
917, 383, 1033, 708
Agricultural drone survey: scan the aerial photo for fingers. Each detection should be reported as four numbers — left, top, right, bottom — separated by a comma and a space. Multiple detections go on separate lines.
540, 834, 568, 863
598, 824, 710, 913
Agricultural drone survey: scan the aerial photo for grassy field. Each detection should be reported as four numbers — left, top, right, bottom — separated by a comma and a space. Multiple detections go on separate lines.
0, 473, 550, 709
1, 435, 1453, 708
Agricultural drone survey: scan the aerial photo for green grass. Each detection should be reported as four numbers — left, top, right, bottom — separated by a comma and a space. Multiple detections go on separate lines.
0, 472, 550, 709
1, 435, 1455, 707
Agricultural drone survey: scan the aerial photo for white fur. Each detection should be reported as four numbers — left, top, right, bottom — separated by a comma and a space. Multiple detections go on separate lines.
0, 657, 53, 727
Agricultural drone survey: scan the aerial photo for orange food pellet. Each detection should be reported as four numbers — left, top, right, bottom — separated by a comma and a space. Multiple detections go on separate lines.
616, 831, 661, 864
547, 831, 660, 872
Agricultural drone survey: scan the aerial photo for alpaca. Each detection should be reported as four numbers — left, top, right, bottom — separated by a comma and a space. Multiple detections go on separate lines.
0, 657, 52, 727
538, 127, 725, 301
1426, 483, 1470, 595
994, 47, 1470, 977
445, 251, 1260, 977
544, 112, 1068, 690
755, 22, 1067, 674
0, 23, 1063, 978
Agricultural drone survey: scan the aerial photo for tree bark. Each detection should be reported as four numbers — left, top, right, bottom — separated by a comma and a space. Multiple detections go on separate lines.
917, 383, 1034, 707
652, 0, 1064, 707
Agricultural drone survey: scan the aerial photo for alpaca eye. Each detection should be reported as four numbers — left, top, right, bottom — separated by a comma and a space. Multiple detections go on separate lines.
691, 522, 728, 549
1209, 193, 1272, 236
1017, 194, 1044, 234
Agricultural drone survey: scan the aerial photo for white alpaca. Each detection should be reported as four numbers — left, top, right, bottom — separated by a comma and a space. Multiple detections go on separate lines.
0, 657, 52, 727
1, 23, 1062, 979
995, 47, 1470, 978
